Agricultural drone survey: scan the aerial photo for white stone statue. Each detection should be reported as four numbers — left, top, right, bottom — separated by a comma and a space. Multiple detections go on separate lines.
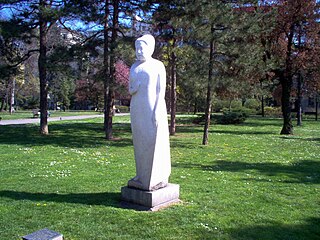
128, 34, 171, 191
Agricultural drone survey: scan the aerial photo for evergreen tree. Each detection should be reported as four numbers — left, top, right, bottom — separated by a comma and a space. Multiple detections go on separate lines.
177, 1, 234, 145
1, 0, 78, 134
153, 1, 183, 135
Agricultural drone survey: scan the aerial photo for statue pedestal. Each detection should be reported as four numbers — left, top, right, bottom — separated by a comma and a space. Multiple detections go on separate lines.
22, 228, 63, 240
121, 183, 180, 211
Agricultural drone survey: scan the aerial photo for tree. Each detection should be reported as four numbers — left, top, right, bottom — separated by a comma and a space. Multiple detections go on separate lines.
259, 0, 320, 134
114, 60, 129, 98
1, 0, 78, 134
104, 0, 119, 140
153, 1, 182, 136
38, 0, 50, 134
224, 1, 319, 133
69, 0, 150, 139
177, 1, 235, 145
0, 20, 26, 112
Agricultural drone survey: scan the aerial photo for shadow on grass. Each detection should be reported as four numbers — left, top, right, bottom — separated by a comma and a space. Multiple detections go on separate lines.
212, 129, 276, 135
242, 117, 284, 127
170, 139, 201, 150
175, 125, 203, 134
0, 122, 132, 148
175, 124, 276, 135
173, 160, 320, 184
227, 217, 320, 240
0, 190, 121, 207
279, 136, 320, 145
305, 138, 320, 143
175, 126, 275, 135
292, 137, 319, 143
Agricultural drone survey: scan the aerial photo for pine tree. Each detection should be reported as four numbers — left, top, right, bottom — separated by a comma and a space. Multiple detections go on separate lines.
1, 0, 77, 134
153, 1, 183, 135
177, 1, 234, 145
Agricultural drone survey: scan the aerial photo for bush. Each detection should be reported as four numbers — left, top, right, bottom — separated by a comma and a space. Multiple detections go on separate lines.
244, 99, 260, 110
264, 107, 282, 117
230, 100, 242, 109
217, 111, 247, 124
193, 110, 247, 125
234, 107, 257, 116
212, 100, 225, 112
212, 99, 242, 112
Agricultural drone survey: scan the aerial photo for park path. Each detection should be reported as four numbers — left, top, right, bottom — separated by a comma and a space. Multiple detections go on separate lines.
0, 114, 105, 125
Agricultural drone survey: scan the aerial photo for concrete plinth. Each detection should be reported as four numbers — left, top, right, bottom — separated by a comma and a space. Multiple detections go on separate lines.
121, 183, 180, 211
22, 228, 63, 240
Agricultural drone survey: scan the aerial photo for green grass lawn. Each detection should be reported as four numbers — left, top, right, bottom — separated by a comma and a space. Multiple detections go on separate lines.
0, 115, 319, 239
0, 110, 102, 120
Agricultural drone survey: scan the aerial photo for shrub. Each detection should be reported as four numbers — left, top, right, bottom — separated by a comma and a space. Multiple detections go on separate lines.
217, 110, 247, 124
230, 100, 242, 109
192, 111, 247, 125
233, 107, 256, 116
264, 106, 282, 117
212, 99, 242, 112
244, 99, 260, 110
212, 100, 226, 112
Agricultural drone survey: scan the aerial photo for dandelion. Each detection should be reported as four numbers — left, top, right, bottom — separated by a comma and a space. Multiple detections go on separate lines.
200, 223, 212, 231
50, 161, 57, 166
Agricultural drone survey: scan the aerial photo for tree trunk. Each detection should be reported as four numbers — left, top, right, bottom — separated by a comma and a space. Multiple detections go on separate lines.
261, 95, 265, 117
9, 78, 15, 114
228, 99, 232, 111
39, 0, 49, 135
0, 97, 4, 112
280, 73, 293, 135
316, 95, 318, 121
296, 71, 302, 126
202, 83, 213, 145
170, 39, 177, 136
105, 0, 119, 140
4, 84, 8, 111
103, 0, 110, 135
1, 83, 8, 111
260, 80, 265, 117
106, 88, 115, 139
280, 24, 294, 135
202, 31, 215, 145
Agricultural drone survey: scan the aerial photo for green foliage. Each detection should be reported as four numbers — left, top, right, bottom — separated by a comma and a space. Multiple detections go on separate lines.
217, 110, 247, 124
237, 107, 257, 116
175, 45, 209, 112
0, 116, 319, 239
193, 110, 247, 125
20, 97, 39, 110
264, 106, 282, 117
244, 98, 260, 110
212, 99, 242, 112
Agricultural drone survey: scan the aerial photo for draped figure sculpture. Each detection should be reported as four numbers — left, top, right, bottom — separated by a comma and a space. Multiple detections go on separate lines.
128, 34, 171, 191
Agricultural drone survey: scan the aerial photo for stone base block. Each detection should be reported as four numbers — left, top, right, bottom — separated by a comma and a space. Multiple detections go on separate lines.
22, 228, 63, 240
121, 183, 180, 211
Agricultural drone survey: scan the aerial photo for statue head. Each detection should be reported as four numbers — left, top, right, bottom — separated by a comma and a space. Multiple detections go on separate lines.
135, 34, 155, 61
